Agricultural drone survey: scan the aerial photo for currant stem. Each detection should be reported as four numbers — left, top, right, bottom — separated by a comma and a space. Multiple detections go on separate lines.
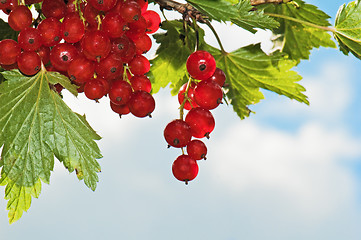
179, 76, 193, 120
265, 12, 336, 32
191, 17, 200, 52
205, 20, 226, 53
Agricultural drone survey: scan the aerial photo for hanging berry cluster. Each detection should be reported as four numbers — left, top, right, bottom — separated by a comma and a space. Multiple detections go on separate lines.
0, 0, 161, 118
164, 50, 226, 184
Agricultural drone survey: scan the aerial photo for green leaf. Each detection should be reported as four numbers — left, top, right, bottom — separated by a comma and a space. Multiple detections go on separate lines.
0, 172, 41, 224
264, 0, 336, 63
334, 0, 361, 59
0, 69, 102, 222
0, 19, 18, 41
187, 0, 239, 22
149, 20, 203, 94
230, 0, 280, 33
204, 44, 308, 119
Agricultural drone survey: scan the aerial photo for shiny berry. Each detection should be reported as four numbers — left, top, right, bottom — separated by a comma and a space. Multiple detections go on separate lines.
193, 79, 223, 110
185, 107, 215, 139
186, 50, 216, 80
128, 90, 155, 118
172, 155, 199, 184
187, 140, 207, 160
163, 119, 192, 148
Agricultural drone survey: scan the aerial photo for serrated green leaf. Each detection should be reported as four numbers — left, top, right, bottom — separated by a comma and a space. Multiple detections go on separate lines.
0, 172, 41, 224
149, 20, 204, 94
230, 0, 279, 33
334, 0, 361, 59
187, 0, 239, 22
47, 71, 78, 96
0, 69, 102, 222
264, 0, 336, 63
204, 44, 308, 119
0, 19, 18, 41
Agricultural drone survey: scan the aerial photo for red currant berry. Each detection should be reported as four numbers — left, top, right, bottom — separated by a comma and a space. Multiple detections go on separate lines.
37, 17, 62, 47
185, 107, 215, 139
18, 27, 43, 52
118, 1, 141, 23
1, 0, 17, 15
186, 50, 216, 80
111, 35, 135, 63
128, 90, 155, 118
102, 12, 128, 39
88, 0, 117, 12
126, 15, 147, 40
172, 155, 199, 184
83, 3, 100, 28
187, 139, 207, 160
128, 54, 150, 75
17, 51, 41, 76
95, 53, 124, 80
110, 101, 130, 117
8, 5, 32, 31
61, 13, 85, 43
142, 10, 161, 34
41, 0, 66, 19
82, 30, 111, 62
109, 80, 133, 105
178, 82, 199, 110
207, 67, 226, 87
130, 75, 152, 93
164, 119, 192, 148
0, 39, 21, 65
67, 57, 95, 84
193, 79, 223, 110
132, 34, 152, 54
84, 78, 106, 101
50, 43, 79, 72
98, 77, 110, 95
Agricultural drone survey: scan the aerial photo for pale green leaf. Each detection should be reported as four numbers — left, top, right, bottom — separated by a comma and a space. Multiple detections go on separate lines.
204, 44, 308, 119
264, 0, 336, 63
0, 172, 41, 224
334, 0, 361, 59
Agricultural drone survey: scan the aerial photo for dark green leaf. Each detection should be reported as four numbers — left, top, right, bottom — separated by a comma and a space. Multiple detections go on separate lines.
0, 19, 18, 41
231, 0, 279, 33
0, 69, 102, 222
187, 0, 239, 22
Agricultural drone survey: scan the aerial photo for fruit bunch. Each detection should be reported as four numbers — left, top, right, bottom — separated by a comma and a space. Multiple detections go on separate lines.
0, 0, 161, 118
164, 50, 226, 184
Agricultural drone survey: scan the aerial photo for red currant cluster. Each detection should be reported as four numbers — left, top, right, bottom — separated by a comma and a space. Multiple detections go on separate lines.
164, 50, 226, 184
0, 0, 161, 118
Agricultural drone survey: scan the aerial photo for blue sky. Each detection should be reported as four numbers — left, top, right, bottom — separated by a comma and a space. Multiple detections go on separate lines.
2, 0, 361, 239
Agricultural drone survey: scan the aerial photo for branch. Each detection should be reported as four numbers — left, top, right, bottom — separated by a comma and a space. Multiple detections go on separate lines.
154, 0, 207, 23
153, 0, 288, 22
